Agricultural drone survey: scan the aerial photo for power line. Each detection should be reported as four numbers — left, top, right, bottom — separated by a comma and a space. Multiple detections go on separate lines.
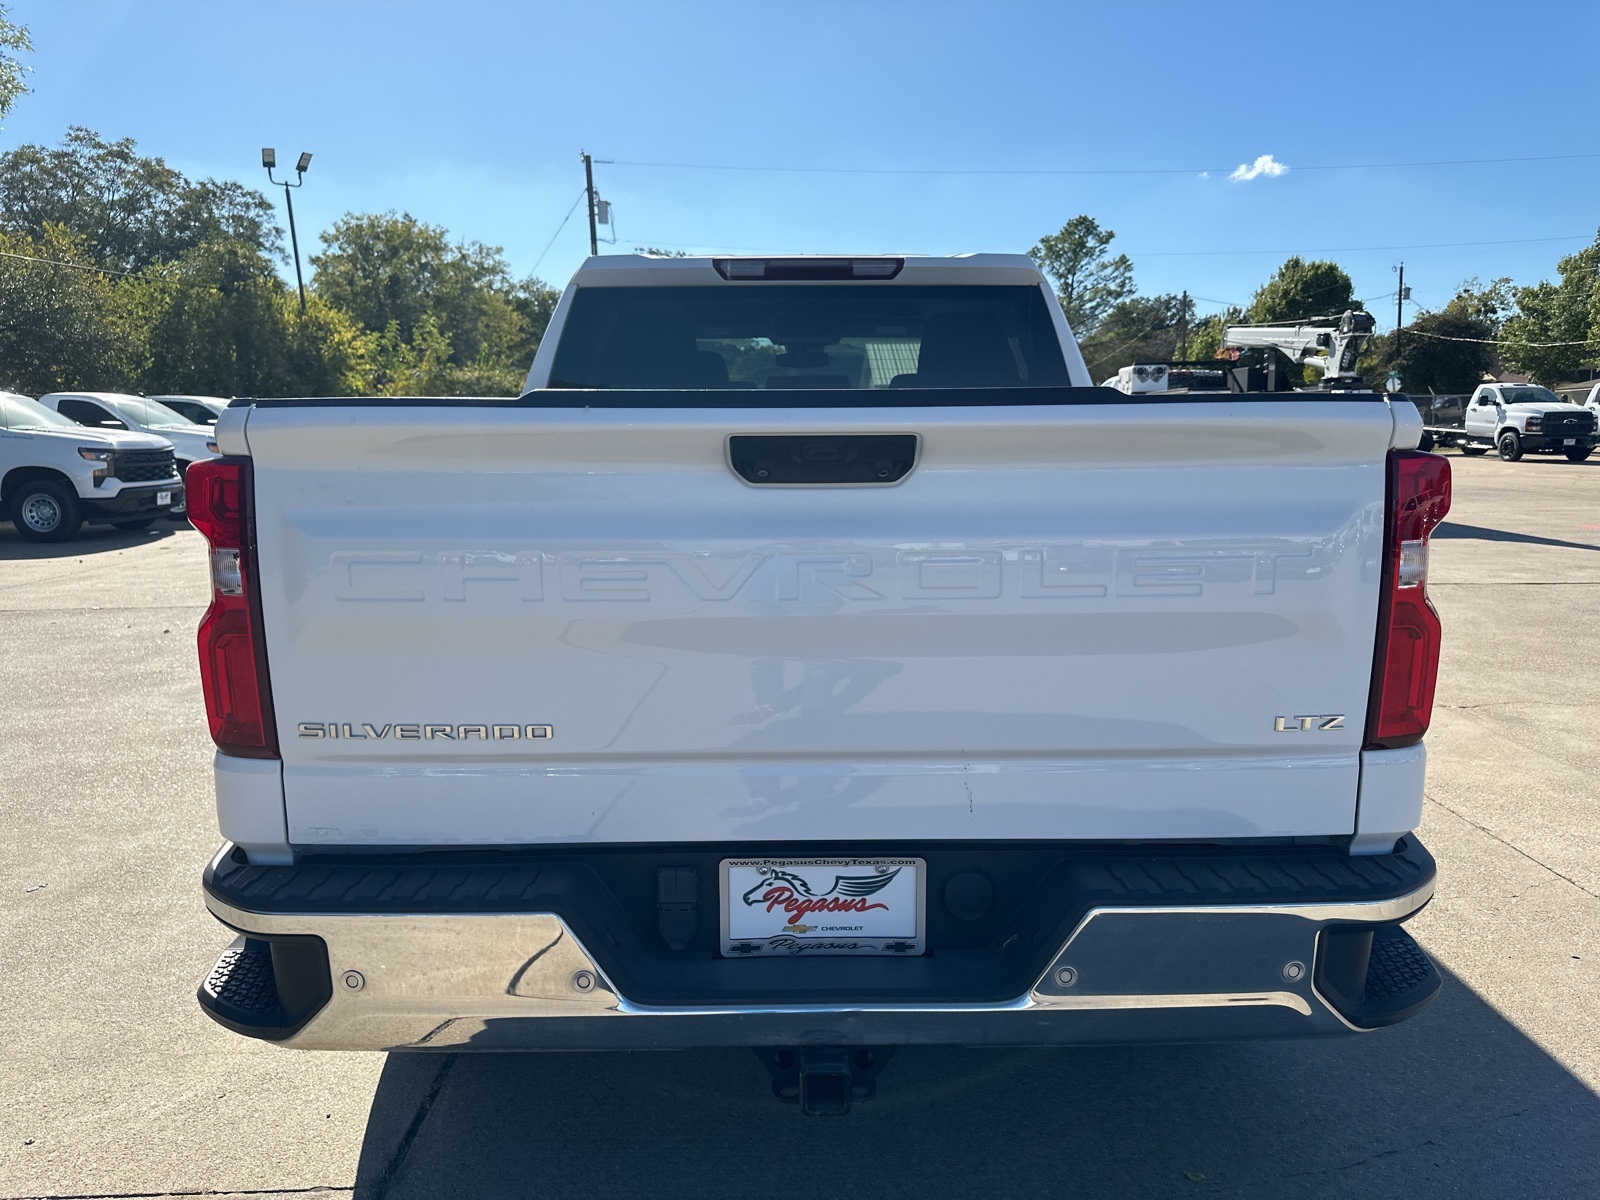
530, 190, 587, 275
0, 248, 149, 277
1128, 235, 1589, 258
1401, 328, 1593, 348
609, 151, 1600, 178
619, 234, 1591, 264
628, 237, 926, 255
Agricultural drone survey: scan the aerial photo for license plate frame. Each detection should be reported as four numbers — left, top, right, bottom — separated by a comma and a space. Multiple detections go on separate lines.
720, 857, 926, 957
156, 490, 172, 506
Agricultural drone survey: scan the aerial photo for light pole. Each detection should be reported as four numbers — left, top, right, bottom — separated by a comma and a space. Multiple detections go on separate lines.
262, 148, 312, 313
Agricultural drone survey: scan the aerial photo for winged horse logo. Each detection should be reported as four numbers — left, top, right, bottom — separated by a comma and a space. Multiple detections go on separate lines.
741, 866, 901, 908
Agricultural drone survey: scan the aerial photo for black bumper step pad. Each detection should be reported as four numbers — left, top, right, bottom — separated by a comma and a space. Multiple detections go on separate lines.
202, 937, 281, 1020
1348, 924, 1441, 1026
1316, 922, 1441, 1028
196, 934, 332, 1041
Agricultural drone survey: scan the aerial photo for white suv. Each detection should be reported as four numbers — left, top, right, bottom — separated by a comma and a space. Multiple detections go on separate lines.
0, 392, 184, 542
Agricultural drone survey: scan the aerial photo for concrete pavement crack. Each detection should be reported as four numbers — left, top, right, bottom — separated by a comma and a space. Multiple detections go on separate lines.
1426, 792, 1600, 901
1198, 1107, 1532, 1193
0, 605, 204, 613
1431, 580, 1600, 586
1438, 700, 1600, 710
367, 1055, 456, 1200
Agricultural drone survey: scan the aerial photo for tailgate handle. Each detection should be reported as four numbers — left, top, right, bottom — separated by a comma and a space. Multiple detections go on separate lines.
728, 434, 918, 485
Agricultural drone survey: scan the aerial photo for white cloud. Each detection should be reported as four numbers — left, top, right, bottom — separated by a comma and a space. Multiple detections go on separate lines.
1198, 170, 1211, 180
1229, 154, 1288, 182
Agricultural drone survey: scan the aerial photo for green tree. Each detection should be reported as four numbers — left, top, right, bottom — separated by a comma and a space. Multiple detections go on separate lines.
1181, 310, 1243, 362
1500, 236, 1600, 384
0, 4, 30, 126
1029, 216, 1135, 337
504, 276, 560, 374
1369, 311, 1493, 394
1446, 277, 1516, 331
0, 225, 143, 393
133, 238, 295, 396
1077, 293, 1196, 382
311, 212, 507, 355
0, 127, 280, 271
371, 314, 452, 395
1245, 257, 1355, 323
277, 296, 377, 396
311, 212, 556, 393
130, 240, 388, 398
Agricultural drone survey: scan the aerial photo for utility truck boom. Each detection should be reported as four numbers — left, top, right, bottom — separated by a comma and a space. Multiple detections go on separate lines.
1222, 310, 1376, 385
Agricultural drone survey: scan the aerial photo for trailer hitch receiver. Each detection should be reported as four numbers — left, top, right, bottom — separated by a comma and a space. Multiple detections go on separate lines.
758, 1046, 894, 1115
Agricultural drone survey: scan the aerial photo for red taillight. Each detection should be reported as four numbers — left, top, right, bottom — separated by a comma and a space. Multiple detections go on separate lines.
188, 458, 278, 758
1366, 450, 1451, 749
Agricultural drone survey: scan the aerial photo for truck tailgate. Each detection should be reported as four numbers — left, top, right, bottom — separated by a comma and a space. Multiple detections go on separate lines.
241, 396, 1398, 847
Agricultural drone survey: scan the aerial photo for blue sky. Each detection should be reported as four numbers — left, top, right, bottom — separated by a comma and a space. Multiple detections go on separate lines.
6, 0, 1597, 328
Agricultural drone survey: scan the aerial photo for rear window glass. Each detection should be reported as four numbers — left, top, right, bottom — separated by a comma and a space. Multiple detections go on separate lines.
546, 285, 1070, 391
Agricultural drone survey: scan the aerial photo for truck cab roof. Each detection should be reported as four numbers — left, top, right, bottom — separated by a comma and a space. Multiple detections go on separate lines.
568, 253, 1049, 288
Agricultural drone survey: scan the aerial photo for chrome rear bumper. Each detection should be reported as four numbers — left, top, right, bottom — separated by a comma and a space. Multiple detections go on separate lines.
200, 843, 1437, 1051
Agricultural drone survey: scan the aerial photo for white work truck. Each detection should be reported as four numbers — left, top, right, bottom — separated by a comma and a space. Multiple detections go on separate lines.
0, 391, 184, 541
191, 255, 1448, 1113
1580, 381, 1600, 426
40, 391, 220, 476
1420, 382, 1596, 461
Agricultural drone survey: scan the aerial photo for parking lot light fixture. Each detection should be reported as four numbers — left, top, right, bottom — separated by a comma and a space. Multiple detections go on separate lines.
263, 148, 313, 314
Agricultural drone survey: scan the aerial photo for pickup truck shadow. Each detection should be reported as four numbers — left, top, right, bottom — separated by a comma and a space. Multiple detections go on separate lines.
0, 522, 180, 559
350, 964, 1599, 1199
1435, 522, 1600, 553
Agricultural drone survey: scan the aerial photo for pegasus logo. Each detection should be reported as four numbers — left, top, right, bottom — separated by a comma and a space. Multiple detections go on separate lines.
742, 867, 902, 926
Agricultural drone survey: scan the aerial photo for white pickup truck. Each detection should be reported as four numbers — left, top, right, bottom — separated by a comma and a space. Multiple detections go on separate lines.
1580, 381, 1600, 426
192, 254, 1448, 1112
1, 391, 184, 541
1420, 382, 1597, 461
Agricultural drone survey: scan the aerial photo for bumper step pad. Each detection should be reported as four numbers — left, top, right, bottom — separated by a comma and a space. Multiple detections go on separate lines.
1351, 924, 1441, 1026
202, 937, 282, 1023
197, 934, 332, 1041
1317, 923, 1441, 1028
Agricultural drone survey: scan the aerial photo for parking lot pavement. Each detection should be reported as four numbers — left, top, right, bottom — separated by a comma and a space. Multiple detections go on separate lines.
1, 451, 1597, 1200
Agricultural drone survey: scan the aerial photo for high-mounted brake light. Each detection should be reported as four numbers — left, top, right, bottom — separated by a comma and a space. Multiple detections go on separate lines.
712, 257, 905, 281
188, 458, 278, 758
1366, 450, 1451, 749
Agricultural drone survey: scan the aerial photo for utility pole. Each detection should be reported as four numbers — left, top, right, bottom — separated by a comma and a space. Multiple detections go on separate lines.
582, 151, 598, 257
1177, 290, 1189, 360
1395, 262, 1405, 358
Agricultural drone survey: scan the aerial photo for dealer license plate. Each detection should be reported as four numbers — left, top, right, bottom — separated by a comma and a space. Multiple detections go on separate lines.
156, 491, 172, 506
721, 857, 925, 957
1564, 438, 1576, 446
